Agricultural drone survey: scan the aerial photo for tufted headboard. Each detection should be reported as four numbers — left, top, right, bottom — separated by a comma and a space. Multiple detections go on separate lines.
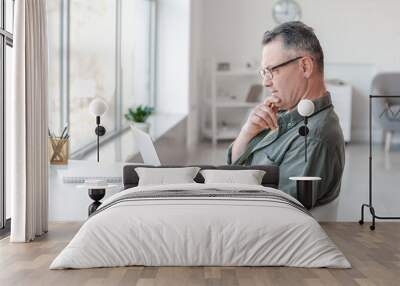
123, 164, 280, 190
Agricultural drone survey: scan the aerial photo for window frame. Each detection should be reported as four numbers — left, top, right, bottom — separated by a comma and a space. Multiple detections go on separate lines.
54, 0, 158, 159
0, 0, 14, 233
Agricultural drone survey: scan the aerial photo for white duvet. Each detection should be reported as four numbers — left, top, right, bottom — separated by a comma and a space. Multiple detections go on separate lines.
50, 183, 350, 269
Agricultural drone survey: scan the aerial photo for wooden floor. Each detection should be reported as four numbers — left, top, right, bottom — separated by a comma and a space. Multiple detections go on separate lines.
0, 222, 399, 286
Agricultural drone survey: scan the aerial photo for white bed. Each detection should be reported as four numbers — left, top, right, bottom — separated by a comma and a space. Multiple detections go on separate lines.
50, 183, 350, 269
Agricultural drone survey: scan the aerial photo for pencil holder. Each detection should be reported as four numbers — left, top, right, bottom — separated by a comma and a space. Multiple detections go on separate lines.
48, 138, 69, 165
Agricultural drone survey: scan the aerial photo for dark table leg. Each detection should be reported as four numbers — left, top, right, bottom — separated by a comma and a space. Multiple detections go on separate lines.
296, 180, 314, 210
88, 189, 105, 216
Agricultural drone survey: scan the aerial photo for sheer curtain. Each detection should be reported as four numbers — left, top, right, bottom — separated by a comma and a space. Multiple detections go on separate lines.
9, 0, 48, 242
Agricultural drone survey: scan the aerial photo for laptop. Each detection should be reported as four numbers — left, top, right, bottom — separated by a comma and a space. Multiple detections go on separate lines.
131, 126, 162, 166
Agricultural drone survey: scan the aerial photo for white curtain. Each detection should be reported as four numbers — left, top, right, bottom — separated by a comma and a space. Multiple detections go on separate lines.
10, 0, 49, 242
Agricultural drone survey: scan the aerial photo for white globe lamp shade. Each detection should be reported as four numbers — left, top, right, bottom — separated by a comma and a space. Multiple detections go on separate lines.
297, 99, 315, 117
89, 98, 108, 117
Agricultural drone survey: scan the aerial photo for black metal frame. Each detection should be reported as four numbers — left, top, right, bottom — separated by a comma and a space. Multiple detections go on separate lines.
359, 95, 400, 230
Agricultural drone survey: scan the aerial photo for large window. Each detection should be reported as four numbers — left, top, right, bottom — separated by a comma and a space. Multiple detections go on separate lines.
0, 0, 14, 232
68, 0, 117, 150
48, 0, 157, 157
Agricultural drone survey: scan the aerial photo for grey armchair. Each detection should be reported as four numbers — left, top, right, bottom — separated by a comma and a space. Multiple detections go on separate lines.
370, 73, 400, 152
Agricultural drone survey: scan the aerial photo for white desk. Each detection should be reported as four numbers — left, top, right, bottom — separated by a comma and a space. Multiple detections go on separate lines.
48, 160, 127, 221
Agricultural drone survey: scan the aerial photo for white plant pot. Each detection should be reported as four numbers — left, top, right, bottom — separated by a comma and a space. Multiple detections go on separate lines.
130, 122, 150, 133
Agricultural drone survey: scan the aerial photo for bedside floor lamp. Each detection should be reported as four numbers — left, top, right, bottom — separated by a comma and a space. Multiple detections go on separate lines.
89, 98, 108, 162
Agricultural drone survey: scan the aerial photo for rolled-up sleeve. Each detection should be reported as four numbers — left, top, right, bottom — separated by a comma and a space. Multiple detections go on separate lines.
226, 130, 270, 166
226, 142, 251, 165
225, 141, 255, 166
226, 143, 234, 165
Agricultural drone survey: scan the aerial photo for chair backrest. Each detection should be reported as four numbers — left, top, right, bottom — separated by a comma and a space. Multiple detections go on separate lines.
371, 73, 400, 105
370, 73, 400, 129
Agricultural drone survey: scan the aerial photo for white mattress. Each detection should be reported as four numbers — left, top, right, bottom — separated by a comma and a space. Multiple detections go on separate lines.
50, 183, 350, 269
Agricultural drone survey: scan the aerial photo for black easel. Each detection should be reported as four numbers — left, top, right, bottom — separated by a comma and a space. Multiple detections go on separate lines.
359, 95, 400, 230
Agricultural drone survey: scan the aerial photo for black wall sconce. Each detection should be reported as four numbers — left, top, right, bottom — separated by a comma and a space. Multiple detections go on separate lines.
89, 98, 108, 162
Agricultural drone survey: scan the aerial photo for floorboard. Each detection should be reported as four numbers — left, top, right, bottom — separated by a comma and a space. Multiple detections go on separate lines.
1, 222, 399, 286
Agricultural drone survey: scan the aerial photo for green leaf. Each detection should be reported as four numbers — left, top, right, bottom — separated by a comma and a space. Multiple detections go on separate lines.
124, 105, 154, 123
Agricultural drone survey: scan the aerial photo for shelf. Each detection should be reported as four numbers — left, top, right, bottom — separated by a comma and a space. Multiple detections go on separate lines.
203, 98, 259, 108
202, 126, 240, 140
215, 69, 258, 77
216, 101, 259, 108
202, 61, 262, 144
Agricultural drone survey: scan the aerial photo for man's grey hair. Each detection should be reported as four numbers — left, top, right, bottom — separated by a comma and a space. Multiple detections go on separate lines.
262, 21, 324, 73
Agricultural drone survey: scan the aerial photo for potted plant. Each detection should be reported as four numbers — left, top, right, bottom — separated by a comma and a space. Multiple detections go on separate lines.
125, 105, 154, 133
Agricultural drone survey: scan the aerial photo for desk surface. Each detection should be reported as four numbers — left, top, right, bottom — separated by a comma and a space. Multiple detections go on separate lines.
49, 160, 131, 221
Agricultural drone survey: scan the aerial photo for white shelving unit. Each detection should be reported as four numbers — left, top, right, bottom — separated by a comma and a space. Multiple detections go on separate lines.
201, 63, 266, 145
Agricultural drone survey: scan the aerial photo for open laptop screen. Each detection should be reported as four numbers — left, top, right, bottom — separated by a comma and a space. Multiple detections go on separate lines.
131, 127, 161, 166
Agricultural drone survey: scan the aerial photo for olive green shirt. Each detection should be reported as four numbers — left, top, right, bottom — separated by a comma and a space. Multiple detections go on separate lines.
227, 93, 345, 208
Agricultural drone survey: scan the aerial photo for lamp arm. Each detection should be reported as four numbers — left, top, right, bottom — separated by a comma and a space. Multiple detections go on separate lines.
305, 116, 308, 162
97, 117, 100, 162
305, 128, 308, 162
94, 116, 106, 162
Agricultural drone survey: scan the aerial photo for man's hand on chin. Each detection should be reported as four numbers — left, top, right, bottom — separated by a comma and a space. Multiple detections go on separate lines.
231, 96, 281, 162
241, 96, 281, 137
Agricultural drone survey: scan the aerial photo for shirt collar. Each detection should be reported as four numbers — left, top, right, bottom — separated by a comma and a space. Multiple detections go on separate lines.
278, 91, 333, 131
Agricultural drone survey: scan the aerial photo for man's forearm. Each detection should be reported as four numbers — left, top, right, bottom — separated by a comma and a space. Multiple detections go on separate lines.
231, 130, 256, 163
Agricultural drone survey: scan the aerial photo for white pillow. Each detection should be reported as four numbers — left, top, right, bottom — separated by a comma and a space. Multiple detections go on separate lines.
135, 167, 200, 186
200, 169, 266, 185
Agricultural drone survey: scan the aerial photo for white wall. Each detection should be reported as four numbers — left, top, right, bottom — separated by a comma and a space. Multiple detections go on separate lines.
121, 0, 152, 109
156, 0, 191, 114
155, 0, 207, 148
201, 0, 400, 69
186, 0, 203, 147
197, 0, 400, 142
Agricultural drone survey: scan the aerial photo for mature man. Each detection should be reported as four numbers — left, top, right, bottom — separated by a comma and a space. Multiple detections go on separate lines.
227, 21, 345, 208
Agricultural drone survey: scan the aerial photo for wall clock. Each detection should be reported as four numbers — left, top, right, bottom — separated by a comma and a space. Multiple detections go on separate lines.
272, 0, 302, 24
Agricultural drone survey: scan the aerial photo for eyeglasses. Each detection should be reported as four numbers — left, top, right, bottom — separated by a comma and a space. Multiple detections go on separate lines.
259, 56, 304, 80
